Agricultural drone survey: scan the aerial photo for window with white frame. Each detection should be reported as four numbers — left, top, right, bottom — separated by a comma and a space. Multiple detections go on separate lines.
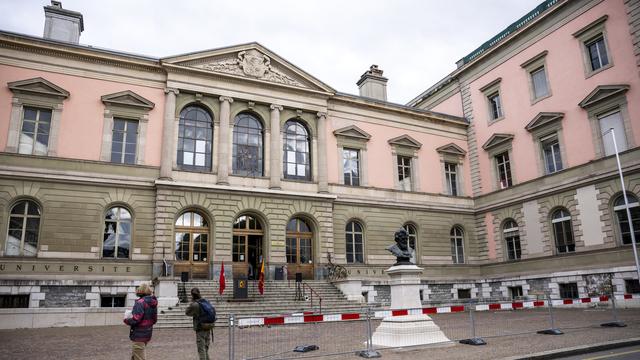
178, 106, 213, 171
450, 226, 465, 264
18, 107, 52, 156
599, 110, 628, 156
110, 118, 138, 164
552, 208, 575, 254
345, 221, 364, 263
573, 15, 612, 77
530, 66, 549, 100
233, 113, 264, 176
6, 200, 40, 257
495, 152, 513, 189
103, 206, 132, 259
403, 223, 417, 264
283, 120, 311, 181
488, 92, 503, 120
503, 219, 521, 261
444, 162, 459, 196
613, 194, 640, 245
397, 155, 412, 191
342, 148, 360, 186
540, 134, 563, 174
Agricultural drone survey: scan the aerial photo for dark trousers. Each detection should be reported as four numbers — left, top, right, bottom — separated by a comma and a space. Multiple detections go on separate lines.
196, 330, 211, 360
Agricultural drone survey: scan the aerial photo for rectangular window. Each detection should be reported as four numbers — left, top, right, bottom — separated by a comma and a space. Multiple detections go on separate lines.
18, 107, 52, 156
451, 238, 464, 264
541, 135, 563, 174
232, 235, 245, 262
531, 67, 549, 99
587, 35, 609, 71
444, 162, 458, 196
0, 294, 29, 308
625, 279, 640, 294
343, 148, 360, 186
100, 295, 126, 308
559, 283, 579, 299
495, 152, 513, 189
397, 155, 412, 191
599, 111, 628, 156
509, 286, 523, 300
110, 118, 138, 164
457, 289, 471, 299
488, 92, 503, 120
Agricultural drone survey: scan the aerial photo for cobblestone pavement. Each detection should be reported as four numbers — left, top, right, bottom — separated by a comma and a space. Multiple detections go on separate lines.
0, 308, 638, 359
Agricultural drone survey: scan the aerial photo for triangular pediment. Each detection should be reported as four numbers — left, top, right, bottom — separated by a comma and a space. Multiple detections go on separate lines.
388, 134, 422, 149
579, 85, 629, 108
161, 43, 335, 93
482, 133, 514, 151
101, 90, 155, 110
333, 125, 371, 140
436, 143, 467, 156
8, 77, 69, 98
525, 112, 564, 132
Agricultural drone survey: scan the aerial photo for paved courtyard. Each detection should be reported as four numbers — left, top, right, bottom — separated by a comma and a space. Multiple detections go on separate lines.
0, 308, 638, 359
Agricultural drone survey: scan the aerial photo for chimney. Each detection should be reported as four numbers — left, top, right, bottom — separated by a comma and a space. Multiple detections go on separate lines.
43, 1, 84, 44
357, 65, 388, 101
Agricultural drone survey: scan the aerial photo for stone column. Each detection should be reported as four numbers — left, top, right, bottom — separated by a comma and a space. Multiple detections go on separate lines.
270, 104, 283, 189
160, 88, 178, 180
317, 112, 329, 192
217, 96, 233, 185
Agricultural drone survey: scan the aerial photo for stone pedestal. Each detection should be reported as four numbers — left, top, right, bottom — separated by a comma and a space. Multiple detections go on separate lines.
372, 265, 450, 347
155, 277, 179, 307
334, 279, 364, 302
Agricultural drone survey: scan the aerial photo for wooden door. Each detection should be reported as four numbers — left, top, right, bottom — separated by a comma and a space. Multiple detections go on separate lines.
286, 218, 314, 280
174, 211, 210, 279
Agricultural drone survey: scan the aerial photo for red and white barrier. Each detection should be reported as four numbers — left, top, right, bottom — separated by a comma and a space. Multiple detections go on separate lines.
235, 294, 638, 327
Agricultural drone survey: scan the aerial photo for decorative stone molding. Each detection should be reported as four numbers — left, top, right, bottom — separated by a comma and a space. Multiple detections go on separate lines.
525, 112, 564, 132
436, 143, 466, 156
99, 90, 154, 165
436, 143, 466, 196
387, 134, 422, 150
333, 125, 370, 187
481, 133, 514, 151
6, 77, 69, 156
388, 135, 422, 192
333, 125, 372, 141
578, 85, 629, 109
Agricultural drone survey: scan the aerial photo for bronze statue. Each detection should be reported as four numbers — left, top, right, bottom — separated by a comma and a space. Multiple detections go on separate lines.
387, 229, 414, 265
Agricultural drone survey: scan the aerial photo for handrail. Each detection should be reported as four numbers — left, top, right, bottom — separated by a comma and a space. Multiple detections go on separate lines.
301, 281, 322, 314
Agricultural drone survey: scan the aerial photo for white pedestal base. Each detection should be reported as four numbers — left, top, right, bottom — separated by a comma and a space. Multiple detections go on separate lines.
155, 277, 179, 307
372, 314, 450, 347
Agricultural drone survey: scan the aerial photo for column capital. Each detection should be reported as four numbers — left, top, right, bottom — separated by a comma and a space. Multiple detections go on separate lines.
316, 112, 327, 119
164, 88, 179, 95
270, 104, 283, 112
219, 96, 234, 103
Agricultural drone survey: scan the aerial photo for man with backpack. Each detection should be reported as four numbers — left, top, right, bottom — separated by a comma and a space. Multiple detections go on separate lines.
185, 287, 216, 360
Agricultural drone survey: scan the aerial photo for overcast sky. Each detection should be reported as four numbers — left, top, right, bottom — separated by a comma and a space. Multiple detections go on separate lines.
0, 0, 542, 104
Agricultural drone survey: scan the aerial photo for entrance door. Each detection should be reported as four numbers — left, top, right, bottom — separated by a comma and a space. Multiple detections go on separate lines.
232, 215, 263, 279
286, 218, 313, 279
174, 211, 210, 279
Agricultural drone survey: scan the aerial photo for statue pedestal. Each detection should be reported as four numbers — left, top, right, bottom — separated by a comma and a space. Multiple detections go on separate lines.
155, 277, 179, 308
372, 265, 450, 347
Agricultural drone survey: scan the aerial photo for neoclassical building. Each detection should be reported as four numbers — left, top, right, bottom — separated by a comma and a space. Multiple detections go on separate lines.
0, 0, 638, 325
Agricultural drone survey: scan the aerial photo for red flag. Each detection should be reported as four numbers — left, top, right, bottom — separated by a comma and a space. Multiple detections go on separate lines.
218, 262, 226, 295
258, 260, 265, 295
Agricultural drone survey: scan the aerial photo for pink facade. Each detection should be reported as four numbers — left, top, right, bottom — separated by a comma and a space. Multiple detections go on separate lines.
468, 0, 640, 194
0, 65, 165, 166
430, 91, 463, 118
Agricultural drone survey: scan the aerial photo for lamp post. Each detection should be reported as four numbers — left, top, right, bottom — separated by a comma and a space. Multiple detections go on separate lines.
603, 128, 640, 283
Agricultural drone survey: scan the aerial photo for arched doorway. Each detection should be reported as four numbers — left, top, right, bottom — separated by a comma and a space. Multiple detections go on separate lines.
232, 215, 264, 279
174, 210, 210, 279
286, 217, 313, 279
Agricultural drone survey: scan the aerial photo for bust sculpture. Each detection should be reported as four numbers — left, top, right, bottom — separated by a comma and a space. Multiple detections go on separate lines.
386, 229, 414, 266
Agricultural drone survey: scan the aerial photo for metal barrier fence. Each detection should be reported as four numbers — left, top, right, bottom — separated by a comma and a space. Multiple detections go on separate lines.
224, 294, 640, 360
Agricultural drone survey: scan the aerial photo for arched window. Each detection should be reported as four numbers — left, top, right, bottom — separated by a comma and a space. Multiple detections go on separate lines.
283, 120, 311, 180
346, 221, 364, 263
174, 211, 209, 263
286, 218, 314, 278
450, 226, 464, 264
503, 219, 521, 260
177, 106, 213, 171
233, 113, 264, 176
403, 223, 417, 263
552, 209, 575, 253
613, 194, 640, 245
6, 200, 40, 256
103, 206, 132, 259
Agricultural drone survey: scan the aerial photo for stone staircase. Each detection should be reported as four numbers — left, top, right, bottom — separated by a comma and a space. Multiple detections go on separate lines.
156, 280, 365, 328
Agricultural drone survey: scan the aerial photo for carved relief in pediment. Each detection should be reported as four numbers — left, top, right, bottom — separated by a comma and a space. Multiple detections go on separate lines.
194, 49, 305, 88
